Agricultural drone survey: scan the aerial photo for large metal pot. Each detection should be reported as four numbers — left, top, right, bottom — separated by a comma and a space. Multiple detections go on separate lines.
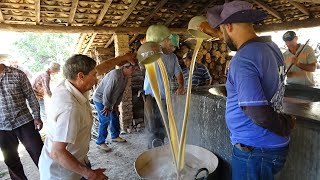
135, 144, 218, 180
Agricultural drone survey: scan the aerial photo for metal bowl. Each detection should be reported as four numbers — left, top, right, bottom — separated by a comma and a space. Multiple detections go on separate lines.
137, 42, 162, 65
188, 16, 212, 40
135, 144, 218, 180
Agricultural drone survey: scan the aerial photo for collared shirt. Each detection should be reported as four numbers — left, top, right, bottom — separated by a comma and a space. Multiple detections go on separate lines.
182, 62, 212, 87
32, 70, 52, 100
226, 36, 289, 148
39, 79, 93, 180
143, 53, 182, 99
93, 69, 128, 109
0, 65, 40, 130
283, 44, 317, 86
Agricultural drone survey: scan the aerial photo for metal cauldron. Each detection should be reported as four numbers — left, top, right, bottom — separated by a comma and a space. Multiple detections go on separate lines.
135, 144, 218, 180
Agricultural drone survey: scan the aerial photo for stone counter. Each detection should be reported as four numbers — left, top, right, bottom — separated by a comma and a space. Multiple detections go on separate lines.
172, 84, 320, 180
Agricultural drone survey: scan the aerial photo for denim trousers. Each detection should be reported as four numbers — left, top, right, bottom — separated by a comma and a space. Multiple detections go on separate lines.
94, 101, 120, 145
232, 145, 288, 180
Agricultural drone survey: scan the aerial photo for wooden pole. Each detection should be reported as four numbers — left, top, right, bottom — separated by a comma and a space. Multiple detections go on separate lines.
0, 24, 188, 34
255, 18, 320, 32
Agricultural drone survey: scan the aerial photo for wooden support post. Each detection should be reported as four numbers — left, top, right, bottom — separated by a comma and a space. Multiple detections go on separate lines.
75, 33, 87, 53
255, 18, 320, 32
95, 0, 113, 25
129, 34, 139, 45
104, 35, 114, 48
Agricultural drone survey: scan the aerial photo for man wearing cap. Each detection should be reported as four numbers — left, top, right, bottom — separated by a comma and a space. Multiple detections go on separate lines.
206, 1, 295, 179
0, 54, 43, 180
32, 62, 60, 121
182, 52, 212, 87
143, 24, 185, 149
283, 31, 317, 86
92, 63, 137, 152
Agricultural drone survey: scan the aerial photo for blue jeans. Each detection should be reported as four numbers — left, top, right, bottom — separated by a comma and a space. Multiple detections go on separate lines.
94, 101, 120, 145
232, 145, 288, 180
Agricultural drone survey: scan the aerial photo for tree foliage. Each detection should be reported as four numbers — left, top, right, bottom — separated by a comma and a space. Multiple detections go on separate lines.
13, 33, 78, 73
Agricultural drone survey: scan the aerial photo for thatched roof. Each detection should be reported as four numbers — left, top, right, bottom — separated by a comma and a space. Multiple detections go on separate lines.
0, 0, 320, 55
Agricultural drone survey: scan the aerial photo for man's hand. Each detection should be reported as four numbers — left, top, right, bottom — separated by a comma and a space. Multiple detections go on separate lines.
112, 106, 119, 113
101, 107, 111, 116
176, 86, 185, 95
199, 22, 223, 39
288, 56, 299, 65
34, 119, 43, 131
87, 168, 108, 180
124, 52, 137, 65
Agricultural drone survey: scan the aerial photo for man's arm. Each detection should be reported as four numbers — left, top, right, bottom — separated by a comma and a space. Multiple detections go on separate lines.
290, 56, 316, 72
95, 52, 137, 76
241, 106, 295, 137
50, 142, 107, 180
20, 72, 42, 130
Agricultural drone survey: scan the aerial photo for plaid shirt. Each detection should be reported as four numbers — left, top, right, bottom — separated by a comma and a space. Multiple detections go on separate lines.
32, 70, 52, 100
0, 65, 40, 130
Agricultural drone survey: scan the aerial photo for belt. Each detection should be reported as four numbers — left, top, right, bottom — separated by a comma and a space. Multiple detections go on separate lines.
235, 143, 254, 152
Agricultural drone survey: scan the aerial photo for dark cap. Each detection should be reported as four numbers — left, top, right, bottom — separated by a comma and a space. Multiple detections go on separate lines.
283, 31, 296, 42
182, 52, 193, 60
206, 1, 266, 28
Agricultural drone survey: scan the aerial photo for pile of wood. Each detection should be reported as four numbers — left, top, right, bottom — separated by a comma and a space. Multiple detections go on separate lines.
177, 40, 232, 84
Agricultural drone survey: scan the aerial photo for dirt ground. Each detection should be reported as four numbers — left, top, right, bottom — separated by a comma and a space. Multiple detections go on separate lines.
0, 129, 149, 180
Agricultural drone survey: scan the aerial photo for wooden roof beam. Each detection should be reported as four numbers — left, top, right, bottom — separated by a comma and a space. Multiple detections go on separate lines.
129, 34, 139, 45
117, 0, 139, 26
83, 33, 97, 54
95, 0, 113, 25
288, 1, 311, 16
164, 0, 194, 26
68, 0, 79, 25
292, 0, 320, 3
104, 34, 114, 48
75, 33, 87, 53
129, 0, 168, 44
141, 0, 168, 26
255, 18, 320, 32
35, 0, 41, 24
0, 24, 187, 34
0, 8, 4, 23
251, 0, 282, 20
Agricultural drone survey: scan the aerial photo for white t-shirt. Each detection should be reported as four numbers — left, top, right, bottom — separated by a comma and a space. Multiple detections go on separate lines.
39, 80, 93, 180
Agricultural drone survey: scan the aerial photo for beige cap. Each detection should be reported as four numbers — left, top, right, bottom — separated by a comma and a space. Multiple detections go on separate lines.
49, 62, 61, 72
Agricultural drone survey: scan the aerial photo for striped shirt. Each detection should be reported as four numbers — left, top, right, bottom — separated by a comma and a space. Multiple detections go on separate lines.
0, 65, 40, 130
283, 45, 317, 86
32, 70, 52, 100
182, 63, 212, 87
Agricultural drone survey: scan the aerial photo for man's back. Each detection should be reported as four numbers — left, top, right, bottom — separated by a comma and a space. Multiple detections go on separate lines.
226, 37, 289, 148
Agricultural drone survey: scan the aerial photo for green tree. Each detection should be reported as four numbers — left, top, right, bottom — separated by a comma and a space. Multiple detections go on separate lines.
13, 33, 78, 73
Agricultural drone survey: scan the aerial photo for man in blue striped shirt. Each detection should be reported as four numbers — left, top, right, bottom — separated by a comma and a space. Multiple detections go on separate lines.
182, 52, 212, 87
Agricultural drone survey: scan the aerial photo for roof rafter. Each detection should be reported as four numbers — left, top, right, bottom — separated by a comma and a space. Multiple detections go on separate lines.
129, 0, 168, 44
251, 0, 282, 20
75, 34, 87, 53
104, 34, 114, 48
83, 33, 97, 54
82, 0, 113, 54
164, 0, 194, 26
35, 0, 40, 24
68, 0, 79, 25
117, 0, 140, 26
288, 1, 311, 16
103, 0, 139, 49
292, 0, 320, 3
0, 8, 4, 23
